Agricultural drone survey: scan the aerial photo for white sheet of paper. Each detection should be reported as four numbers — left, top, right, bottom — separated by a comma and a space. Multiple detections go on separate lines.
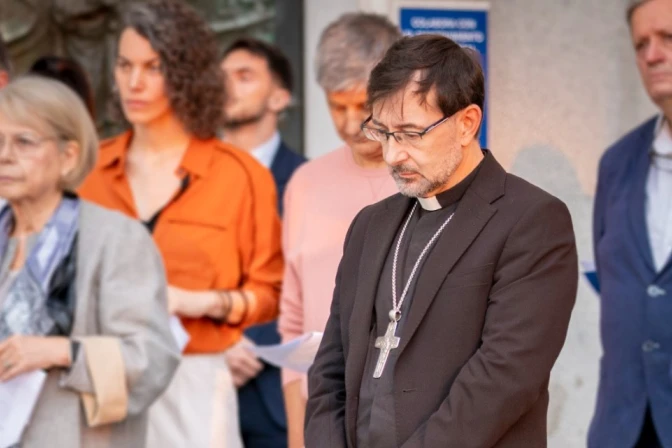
170, 316, 190, 352
0, 370, 47, 448
250, 332, 323, 373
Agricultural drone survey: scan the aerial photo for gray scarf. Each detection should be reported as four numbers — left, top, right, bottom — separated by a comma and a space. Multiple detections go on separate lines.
0, 196, 79, 339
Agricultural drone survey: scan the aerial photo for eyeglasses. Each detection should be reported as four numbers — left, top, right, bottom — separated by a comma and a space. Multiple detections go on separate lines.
360, 115, 451, 147
0, 134, 59, 157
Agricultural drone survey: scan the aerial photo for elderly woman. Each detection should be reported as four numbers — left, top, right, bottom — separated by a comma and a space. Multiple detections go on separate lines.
78, 1, 283, 447
278, 13, 401, 448
0, 76, 179, 447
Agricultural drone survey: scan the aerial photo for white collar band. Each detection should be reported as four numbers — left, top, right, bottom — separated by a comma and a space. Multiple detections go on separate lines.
417, 196, 442, 211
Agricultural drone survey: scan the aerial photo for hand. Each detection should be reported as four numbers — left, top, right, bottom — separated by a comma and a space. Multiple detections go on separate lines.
167, 286, 216, 318
225, 337, 263, 388
0, 335, 70, 382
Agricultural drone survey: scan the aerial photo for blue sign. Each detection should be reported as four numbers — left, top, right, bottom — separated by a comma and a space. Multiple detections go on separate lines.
399, 4, 489, 149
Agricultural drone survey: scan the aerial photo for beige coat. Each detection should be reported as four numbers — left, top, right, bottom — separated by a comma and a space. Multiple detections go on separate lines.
21, 201, 181, 448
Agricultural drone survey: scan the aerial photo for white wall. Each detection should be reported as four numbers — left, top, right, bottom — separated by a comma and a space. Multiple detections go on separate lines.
302, 0, 657, 446
303, 0, 358, 159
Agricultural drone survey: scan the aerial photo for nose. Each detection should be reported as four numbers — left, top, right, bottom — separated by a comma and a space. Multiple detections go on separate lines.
342, 108, 365, 137
129, 67, 144, 90
644, 38, 665, 66
383, 138, 408, 166
0, 140, 15, 162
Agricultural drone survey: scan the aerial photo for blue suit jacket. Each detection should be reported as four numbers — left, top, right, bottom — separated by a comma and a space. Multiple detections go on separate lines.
241, 142, 306, 430
589, 116, 672, 448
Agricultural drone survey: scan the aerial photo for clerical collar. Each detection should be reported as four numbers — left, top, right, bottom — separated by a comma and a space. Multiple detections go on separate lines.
417, 151, 487, 211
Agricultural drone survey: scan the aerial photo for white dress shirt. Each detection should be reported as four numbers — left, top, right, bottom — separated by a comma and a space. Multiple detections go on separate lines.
250, 131, 281, 169
646, 115, 672, 272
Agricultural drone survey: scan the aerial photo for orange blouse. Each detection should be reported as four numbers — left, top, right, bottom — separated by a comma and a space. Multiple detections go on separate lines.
79, 131, 283, 354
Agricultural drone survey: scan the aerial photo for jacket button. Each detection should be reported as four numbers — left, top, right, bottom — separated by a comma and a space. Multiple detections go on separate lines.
642, 340, 661, 352
647, 285, 666, 298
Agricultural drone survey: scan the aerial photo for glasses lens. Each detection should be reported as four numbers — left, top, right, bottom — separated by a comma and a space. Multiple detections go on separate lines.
363, 127, 382, 142
403, 133, 422, 147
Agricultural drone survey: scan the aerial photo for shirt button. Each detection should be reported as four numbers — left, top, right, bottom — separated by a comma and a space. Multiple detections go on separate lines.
642, 340, 661, 352
647, 285, 666, 298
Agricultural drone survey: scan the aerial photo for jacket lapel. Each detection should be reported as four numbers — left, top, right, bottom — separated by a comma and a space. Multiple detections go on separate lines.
397, 186, 498, 356
396, 153, 504, 356
270, 143, 290, 185
627, 122, 657, 274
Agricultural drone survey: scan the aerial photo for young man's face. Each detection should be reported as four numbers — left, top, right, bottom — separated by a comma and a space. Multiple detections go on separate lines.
221, 49, 288, 128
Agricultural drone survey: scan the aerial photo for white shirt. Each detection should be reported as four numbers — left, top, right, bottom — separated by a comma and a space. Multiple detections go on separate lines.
646, 115, 672, 272
250, 131, 281, 169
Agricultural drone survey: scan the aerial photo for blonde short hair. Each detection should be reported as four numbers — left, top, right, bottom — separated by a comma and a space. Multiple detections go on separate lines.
0, 76, 98, 191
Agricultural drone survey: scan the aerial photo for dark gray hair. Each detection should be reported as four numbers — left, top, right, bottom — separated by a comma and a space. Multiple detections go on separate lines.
0, 33, 12, 75
315, 13, 401, 92
626, 0, 653, 25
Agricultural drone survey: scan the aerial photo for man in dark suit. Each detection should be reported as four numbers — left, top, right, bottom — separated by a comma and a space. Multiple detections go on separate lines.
589, 1, 672, 447
304, 35, 578, 448
221, 37, 306, 448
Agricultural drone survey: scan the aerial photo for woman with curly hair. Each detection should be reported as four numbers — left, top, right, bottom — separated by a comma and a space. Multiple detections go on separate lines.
78, 1, 283, 446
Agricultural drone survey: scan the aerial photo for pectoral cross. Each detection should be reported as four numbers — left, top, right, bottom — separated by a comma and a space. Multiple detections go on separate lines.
373, 316, 400, 378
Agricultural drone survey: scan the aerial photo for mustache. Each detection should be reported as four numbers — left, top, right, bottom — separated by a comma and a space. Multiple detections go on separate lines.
390, 164, 419, 176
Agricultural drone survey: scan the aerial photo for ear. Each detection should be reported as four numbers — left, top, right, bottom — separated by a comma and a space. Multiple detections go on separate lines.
268, 86, 291, 114
458, 104, 483, 146
60, 140, 81, 180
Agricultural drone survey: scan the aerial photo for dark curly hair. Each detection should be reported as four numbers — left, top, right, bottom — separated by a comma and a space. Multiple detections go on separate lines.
119, 0, 224, 139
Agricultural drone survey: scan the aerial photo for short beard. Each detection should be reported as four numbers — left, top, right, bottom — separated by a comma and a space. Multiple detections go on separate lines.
222, 110, 265, 129
391, 146, 463, 198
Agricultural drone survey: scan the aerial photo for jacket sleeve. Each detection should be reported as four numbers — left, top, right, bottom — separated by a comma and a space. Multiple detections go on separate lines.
61, 216, 180, 422
237, 161, 284, 327
304, 210, 362, 448
402, 196, 578, 448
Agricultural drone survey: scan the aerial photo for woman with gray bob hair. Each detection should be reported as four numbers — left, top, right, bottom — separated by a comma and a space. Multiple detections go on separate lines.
0, 76, 180, 447
315, 12, 401, 92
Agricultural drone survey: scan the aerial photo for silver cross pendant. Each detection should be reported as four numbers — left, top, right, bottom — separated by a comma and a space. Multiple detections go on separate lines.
373, 310, 401, 378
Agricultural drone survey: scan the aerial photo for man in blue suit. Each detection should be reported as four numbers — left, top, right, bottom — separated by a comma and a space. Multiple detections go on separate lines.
221, 38, 306, 448
590, 1, 672, 447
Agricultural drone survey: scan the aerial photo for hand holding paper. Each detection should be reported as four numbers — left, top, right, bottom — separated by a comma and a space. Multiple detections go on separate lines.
249, 332, 323, 373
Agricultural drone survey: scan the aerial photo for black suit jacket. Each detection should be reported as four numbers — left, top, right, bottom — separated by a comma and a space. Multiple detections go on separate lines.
305, 152, 578, 448
242, 141, 306, 430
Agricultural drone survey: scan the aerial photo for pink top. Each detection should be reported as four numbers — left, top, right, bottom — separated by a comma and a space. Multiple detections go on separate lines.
278, 146, 398, 395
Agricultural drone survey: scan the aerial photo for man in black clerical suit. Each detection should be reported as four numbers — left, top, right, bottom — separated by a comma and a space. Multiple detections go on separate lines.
305, 34, 578, 448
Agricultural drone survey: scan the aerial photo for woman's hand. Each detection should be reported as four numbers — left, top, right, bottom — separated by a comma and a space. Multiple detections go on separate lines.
0, 335, 71, 382
167, 286, 217, 318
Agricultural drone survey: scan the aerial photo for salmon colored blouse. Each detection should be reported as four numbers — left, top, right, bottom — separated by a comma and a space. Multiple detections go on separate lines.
79, 131, 283, 354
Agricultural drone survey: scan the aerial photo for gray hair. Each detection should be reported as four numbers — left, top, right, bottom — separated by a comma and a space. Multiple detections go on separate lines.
315, 13, 401, 92
0, 33, 12, 75
626, 0, 653, 26
0, 76, 99, 191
